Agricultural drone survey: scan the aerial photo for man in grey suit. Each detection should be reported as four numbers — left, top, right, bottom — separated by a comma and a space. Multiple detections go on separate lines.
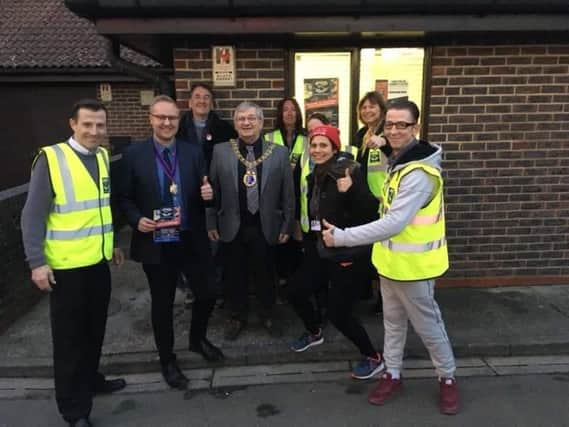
207, 101, 295, 340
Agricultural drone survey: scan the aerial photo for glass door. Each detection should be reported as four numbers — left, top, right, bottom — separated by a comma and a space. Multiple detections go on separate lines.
294, 51, 352, 145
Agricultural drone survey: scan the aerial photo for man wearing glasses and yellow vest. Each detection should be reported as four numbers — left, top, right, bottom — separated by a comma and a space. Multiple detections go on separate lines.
21, 99, 125, 427
322, 100, 458, 415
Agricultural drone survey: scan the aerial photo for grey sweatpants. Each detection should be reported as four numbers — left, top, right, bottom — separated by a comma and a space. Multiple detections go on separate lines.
381, 277, 456, 378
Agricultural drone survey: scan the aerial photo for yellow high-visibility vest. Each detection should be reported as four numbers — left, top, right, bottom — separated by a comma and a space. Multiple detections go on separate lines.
298, 148, 311, 233
372, 162, 449, 281
265, 130, 306, 168
41, 142, 113, 269
366, 148, 388, 199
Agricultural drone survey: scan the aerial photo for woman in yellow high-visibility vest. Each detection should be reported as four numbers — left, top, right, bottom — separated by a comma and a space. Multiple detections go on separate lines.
264, 98, 308, 285
353, 91, 390, 314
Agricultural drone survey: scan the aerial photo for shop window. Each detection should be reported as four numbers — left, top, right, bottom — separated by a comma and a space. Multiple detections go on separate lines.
359, 47, 425, 123
294, 52, 352, 143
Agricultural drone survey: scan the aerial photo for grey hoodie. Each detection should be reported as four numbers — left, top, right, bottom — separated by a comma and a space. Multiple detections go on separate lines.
332, 140, 443, 248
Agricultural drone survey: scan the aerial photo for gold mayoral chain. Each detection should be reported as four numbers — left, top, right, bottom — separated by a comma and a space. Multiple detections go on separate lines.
230, 139, 276, 188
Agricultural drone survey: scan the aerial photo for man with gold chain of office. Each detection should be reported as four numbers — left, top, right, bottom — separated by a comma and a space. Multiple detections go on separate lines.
207, 101, 295, 341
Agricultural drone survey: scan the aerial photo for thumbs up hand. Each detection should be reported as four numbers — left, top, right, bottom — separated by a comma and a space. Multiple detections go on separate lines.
336, 167, 353, 193
200, 176, 213, 201
321, 219, 336, 247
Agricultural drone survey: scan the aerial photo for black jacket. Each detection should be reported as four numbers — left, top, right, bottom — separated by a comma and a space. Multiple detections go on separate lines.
177, 110, 237, 169
119, 138, 209, 264
306, 155, 379, 262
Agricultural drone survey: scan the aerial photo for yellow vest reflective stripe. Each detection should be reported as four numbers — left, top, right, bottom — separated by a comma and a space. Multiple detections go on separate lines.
366, 148, 388, 198
265, 130, 306, 168
42, 142, 113, 269
371, 162, 449, 281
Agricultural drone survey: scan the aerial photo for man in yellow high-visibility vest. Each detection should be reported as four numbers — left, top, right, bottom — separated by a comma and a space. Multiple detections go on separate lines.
322, 100, 459, 415
21, 99, 125, 427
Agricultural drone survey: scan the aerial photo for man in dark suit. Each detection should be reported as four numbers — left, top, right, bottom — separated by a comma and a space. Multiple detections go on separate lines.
176, 83, 237, 306
207, 101, 295, 340
120, 95, 223, 390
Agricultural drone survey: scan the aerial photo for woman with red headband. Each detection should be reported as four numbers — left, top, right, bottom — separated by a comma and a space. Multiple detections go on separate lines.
287, 125, 384, 380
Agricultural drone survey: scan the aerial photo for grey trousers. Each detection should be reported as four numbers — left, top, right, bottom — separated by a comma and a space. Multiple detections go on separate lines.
381, 277, 456, 378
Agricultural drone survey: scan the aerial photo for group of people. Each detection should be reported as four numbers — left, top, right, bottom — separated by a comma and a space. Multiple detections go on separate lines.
21, 83, 458, 426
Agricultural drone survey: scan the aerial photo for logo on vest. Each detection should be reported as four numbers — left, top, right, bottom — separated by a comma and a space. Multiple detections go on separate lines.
387, 187, 395, 204
369, 149, 381, 163
102, 177, 110, 194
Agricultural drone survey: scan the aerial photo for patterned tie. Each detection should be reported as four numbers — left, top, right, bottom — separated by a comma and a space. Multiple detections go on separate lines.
162, 148, 173, 206
246, 145, 259, 214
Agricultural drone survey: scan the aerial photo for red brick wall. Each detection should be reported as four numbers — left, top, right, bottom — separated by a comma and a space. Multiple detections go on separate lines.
430, 44, 569, 282
171, 41, 569, 285
97, 82, 152, 140
174, 45, 285, 130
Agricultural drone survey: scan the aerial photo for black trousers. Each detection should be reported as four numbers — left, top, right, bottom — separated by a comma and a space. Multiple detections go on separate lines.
50, 262, 111, 423
288, 239, 378, 358
275, 238, 303, 280
142, 230, 216, 366
222, 223, 276, 321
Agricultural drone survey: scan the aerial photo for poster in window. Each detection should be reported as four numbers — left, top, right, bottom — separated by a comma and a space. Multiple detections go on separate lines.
303, 78, 339, 126
212, 46, 236, 87
375, 79, 389, 99
388, 79, 409, 101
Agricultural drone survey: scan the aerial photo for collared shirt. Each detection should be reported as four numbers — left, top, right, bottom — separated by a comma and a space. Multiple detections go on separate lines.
153, 138, 187, 229
237, 137, 263, 225
68, 136, 97, 156
193, 119, 207, 144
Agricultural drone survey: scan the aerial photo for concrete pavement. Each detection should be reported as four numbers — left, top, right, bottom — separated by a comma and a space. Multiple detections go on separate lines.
1, 230, 569, 379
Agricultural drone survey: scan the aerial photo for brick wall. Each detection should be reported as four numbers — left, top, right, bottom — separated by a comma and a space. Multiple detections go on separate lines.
171, 41, 568, 285
0, 191, 40, 334
97, 82, 153, 140
174, 44, 286, 130
430, 44, 569, 283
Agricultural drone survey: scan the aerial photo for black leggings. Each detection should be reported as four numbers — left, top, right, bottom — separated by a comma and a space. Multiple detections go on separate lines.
287, 240, 378, 358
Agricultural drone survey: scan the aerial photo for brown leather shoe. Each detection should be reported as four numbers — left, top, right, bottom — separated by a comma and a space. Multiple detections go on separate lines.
368, 372, 403, 405
439, 377, 459, 415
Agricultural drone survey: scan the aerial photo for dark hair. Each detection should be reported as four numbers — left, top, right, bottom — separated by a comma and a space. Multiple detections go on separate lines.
306, 112, 331, 126
71, 99, 107, 120
386, 99, 420, 122
190, 82, 215, 100
275, 97, 303, 134
357, 91, 386, 124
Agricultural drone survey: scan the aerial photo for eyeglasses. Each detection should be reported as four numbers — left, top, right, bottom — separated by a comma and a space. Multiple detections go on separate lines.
150, 114, 179, 122
192, 94, 212, 101
384, 121, 416, 130
236, 116, 259, 123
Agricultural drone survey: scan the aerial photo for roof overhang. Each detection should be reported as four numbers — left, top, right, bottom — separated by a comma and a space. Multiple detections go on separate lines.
65, 0, 569, 20
90, 14, 569, 35
64, 1, 569, 58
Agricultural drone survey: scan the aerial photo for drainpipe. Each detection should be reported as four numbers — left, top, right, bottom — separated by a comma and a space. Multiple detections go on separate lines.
107, 39, 172, 96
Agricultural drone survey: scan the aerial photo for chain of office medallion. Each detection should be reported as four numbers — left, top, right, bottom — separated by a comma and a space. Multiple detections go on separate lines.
230, 139, 276, 169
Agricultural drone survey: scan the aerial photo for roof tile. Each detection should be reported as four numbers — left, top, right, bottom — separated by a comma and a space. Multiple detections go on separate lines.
0, 0, 160, 69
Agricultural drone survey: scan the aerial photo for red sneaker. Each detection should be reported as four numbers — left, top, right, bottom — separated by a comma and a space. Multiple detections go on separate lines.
368, 372, 403, 405
439, 377, 459, 415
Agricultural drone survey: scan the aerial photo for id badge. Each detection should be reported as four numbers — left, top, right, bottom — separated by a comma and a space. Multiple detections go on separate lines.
153, 206, 181, 243
310, 220, 321, 231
